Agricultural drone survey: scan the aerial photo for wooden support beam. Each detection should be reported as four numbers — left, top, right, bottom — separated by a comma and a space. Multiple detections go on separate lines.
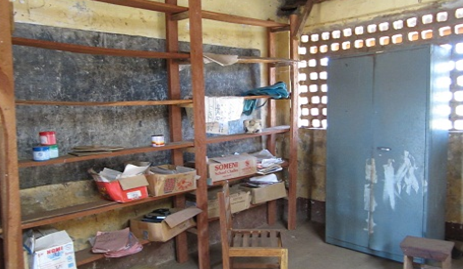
0, 0, 24, 268
287, 14, 300, 230
166, 0, 189, 263
294, 0, 314, 39
188, 1, 210, 269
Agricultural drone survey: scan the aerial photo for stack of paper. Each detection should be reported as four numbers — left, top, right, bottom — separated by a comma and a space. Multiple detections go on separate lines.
242, 173, 281, 188
90, 164, 150, 183
91, 228, 143, 258
247, 149, 284, 175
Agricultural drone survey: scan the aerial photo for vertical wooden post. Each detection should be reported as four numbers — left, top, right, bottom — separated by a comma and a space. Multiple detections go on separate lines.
267, 29, 277, 153
188, 1, 210, 268
287, 14, 300, 230
0, 0, 24, 268
266, 28, 277, 226
165, 0, 188, 263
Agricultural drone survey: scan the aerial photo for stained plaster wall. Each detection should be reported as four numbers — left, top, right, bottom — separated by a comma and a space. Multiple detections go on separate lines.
297, 0, 463, 227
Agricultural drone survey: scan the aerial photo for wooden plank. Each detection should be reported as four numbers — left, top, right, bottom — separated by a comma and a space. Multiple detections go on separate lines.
16, 99, 193, 107
242, 233, 250, 247
267, 200, 277, 225
12, 37, 190, 59
251, 233, 259, 247
260, 231, 270, 247
178, 95, 272, 108
21, 190, 193, 229
206, 126, 290, 144
294, 0, 314, 38
93, 0, 187, 13
0, 0, 24, 267
267, 29, 277, 155
18, 141, 194, 168
237, 56, 296, 64
269, 231, 278, 247
202, 11, 288, 28
188, 1, 210, 268
166, 0, 188, 263
287, 14, 300, 230
170, 9, 289, 28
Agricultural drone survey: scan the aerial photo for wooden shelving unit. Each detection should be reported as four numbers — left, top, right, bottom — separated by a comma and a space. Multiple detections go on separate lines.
0, 1, 299, 269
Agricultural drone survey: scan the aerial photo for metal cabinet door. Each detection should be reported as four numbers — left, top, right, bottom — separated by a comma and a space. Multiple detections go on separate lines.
326, 55, 374, 249
368, 48, 429, 259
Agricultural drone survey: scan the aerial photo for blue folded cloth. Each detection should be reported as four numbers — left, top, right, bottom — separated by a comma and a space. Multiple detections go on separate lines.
242, 81, 289, 115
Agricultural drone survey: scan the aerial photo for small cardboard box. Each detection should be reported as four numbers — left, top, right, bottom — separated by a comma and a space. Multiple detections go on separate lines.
187, 188, 251, 218
130, 207, 202, 242
32, 230, 77, 269
207, 155, 257, 183
95, 175, 149, 203
241, 182, 287, 204
145, 165, 197, 196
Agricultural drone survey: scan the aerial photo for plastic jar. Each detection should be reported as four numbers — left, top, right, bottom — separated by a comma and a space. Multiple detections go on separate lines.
49, 144, 59, 159
33, 146, 50, 161
151, 135, 165, 147
39, 131, 56, 145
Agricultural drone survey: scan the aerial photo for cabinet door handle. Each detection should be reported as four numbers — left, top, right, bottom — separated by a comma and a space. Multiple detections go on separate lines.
377, 147, 391, 152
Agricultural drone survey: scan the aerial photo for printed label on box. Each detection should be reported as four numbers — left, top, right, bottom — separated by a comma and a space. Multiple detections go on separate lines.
127, 190, 142, 200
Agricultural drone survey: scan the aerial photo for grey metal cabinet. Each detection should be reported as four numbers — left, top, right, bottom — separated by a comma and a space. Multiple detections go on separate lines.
326, 45, 450, 262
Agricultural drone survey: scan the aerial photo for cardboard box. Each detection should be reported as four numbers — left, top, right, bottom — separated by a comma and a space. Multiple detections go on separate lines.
146, 165, 197, 196
242, 182, 287, 204
32, 230, 77, 269
130, 207, 202, 242
207, 155, 257, 183
95, 175, 149, 203
187, 188, 251, 218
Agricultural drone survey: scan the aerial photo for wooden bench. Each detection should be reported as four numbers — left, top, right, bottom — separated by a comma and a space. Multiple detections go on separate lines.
400, 236, 455, 269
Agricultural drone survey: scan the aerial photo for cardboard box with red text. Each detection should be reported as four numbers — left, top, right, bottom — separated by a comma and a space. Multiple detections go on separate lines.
32, 230, 77, 269
207, 155, 257, 183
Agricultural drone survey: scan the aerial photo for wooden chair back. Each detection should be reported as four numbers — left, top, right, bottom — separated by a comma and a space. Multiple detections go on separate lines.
217, 182, 289, 269
218, 182, 233, 261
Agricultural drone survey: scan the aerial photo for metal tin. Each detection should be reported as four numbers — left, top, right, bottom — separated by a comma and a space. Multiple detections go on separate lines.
49, 144, 59, 159
33, 146, 50, 161
39, 131, 56, 145
151, 135, 165, 147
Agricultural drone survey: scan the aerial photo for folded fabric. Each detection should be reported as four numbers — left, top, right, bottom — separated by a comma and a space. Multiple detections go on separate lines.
242, 81, 289, 116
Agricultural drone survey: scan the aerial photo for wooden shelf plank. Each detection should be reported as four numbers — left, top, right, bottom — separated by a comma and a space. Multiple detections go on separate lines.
93, 0, 288, 29
237, 56, 297, 64
15, 99, 193, 107
178, 95, 271, 108
18, 141, 194, 168
21, 190, 195, 229
12, 37, 190, 59
93, 0, 187, 13
172, 10, 289, 29
206, 126, 290, 144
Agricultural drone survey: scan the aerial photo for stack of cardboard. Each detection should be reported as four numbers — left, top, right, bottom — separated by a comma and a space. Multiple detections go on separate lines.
91, 228, 143, 258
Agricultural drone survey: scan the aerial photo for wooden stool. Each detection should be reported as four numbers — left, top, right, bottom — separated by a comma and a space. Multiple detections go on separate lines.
400, 236, 455, 269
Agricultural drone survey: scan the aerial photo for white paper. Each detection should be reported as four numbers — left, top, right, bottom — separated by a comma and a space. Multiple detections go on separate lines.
249, 173, 278, 183
121, 164, 150, 178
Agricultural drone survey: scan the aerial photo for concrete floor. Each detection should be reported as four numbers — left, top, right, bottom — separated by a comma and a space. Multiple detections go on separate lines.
132, 220, 463, 269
